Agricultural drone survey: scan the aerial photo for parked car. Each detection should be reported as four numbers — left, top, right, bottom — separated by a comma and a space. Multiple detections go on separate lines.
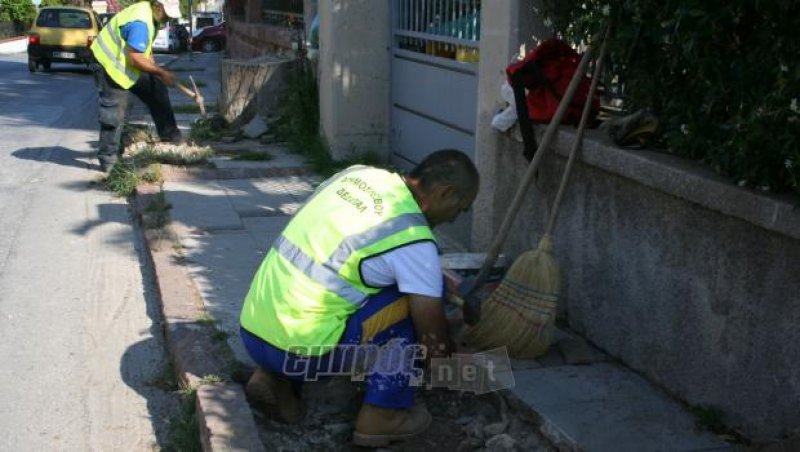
27, 6, 102, 72
191, 21, 225, 52
153, 21, 189, 53
193, 11, 223, 31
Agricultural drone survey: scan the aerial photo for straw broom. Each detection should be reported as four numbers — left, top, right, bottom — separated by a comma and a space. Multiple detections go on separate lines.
463, 32, 609, 359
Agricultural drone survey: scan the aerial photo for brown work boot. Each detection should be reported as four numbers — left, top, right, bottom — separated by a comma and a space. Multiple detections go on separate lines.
245, 367, 305, 423
352, 403, 432, 447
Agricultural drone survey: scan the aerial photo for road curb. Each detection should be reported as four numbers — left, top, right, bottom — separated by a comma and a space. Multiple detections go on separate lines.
133, 183, 264, 452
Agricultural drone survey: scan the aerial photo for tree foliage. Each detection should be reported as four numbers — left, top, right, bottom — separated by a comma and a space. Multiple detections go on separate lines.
0, 0, 36, 25
541, 0, 800, 195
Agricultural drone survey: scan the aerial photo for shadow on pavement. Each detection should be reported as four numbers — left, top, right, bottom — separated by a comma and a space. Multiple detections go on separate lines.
120, 334, 181, 448
12, 145, 101, 171
119, 216, 187, 449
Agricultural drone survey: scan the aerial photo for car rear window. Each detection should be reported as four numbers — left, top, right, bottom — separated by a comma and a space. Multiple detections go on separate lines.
36, 9, 92, 29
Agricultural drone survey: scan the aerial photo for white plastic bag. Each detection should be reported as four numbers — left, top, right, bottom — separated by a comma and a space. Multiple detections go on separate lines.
490, 81, 518, 132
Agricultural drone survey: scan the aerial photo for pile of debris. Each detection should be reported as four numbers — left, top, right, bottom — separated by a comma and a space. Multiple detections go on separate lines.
249, 376, 553, 451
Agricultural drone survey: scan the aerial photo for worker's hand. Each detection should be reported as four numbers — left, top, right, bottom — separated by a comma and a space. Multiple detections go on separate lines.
127, 50, 176, 87
158, 69, 176, 87
408, 294, 451, 363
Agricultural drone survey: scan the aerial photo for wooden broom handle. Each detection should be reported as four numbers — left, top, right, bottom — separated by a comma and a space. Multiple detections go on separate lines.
464, 44, 596, 296
544, 29, 610, 236
175, 81, 197, 98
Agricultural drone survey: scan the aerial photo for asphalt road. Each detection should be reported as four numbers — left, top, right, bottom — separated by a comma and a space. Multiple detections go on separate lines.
0, 55, 177, 450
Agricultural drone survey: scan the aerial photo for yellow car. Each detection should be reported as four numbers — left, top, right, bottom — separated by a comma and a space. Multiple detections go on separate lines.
27, 6, 102, 72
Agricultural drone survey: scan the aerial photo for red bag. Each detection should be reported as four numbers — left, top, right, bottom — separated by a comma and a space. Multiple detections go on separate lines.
506, 39, 599, 125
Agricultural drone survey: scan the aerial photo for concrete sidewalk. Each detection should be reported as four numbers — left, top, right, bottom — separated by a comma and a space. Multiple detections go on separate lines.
130, 51, 735, 451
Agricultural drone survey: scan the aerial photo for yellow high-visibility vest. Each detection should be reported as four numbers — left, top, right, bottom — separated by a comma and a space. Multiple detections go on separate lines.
91, 2, 154, 89
240, 166, 436, 356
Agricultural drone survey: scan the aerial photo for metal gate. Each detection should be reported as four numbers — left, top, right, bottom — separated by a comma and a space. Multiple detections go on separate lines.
390, 0, 481, 170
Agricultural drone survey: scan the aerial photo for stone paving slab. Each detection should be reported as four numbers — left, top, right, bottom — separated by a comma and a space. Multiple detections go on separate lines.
180, 230, 264, 366
217, 178, 298, 217
511, 363, 732, 452
211, 154, 308, 170
242, 216, 291, 251
164, 180, 243, 231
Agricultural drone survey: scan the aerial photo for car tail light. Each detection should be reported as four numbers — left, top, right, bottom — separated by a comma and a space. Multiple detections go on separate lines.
87, 35, 95, 47
28, 34, 39, 45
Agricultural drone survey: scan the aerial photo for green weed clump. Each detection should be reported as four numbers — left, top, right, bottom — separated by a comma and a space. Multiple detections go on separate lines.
190, 117, 224, 141
163, 383, 201, 452
103, 142, 213, 197
143, 190, 172, 229
231, 151, 273, 161
104, 162, 140, 197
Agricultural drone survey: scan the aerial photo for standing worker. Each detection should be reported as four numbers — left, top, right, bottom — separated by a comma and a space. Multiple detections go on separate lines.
90, 0, 184, 172
240, 150, 479, 447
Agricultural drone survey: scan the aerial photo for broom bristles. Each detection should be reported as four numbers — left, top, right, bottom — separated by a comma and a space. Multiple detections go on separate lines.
463, 235, 561, 359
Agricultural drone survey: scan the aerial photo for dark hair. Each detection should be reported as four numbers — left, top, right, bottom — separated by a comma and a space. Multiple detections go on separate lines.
408, 149, 479, 195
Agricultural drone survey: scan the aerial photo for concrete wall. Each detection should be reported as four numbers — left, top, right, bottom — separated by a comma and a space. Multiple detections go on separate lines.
318, 0, 391, 161
472, 2, 800, 440
471, 0, 553, 253
546, 131, 800, 441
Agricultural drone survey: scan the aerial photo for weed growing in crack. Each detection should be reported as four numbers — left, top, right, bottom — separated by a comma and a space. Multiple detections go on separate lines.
230, 151, 273, 161
198, 374, 225, 385
211, 329, 232, 342
104, 162, 139, 197
145, 360, 179, 392
197, 312, 215, 326
163, 383, 201, 452
140, 163, 163, 184
143, 190, 172, 229
190, 117, 223, 141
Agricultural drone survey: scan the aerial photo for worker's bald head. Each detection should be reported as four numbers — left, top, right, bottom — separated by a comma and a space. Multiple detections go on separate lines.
408, 149, 479, 199
406, 149, 479, 227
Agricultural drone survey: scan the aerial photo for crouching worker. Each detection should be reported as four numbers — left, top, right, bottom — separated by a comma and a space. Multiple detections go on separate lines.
89, 0, 184, 172
239, 149, 479, 447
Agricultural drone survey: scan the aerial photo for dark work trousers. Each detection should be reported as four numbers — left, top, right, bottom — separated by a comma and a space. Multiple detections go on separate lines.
94, 67, 180, 166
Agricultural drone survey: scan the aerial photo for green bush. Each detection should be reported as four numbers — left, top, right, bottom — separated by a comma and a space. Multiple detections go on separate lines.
0, 0, 35, 32
540, 0, 799, 195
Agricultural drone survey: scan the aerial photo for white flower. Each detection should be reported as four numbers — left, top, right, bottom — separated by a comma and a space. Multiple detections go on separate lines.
786, 159, 794, 169
780, 64, 789, 73
680, 124, 689, 135
791, 98, 799, 114
602, 5, 610, 16
543, 17, 553, 28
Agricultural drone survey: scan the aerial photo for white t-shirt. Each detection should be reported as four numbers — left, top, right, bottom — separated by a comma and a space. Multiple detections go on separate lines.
360, 241, 443, 298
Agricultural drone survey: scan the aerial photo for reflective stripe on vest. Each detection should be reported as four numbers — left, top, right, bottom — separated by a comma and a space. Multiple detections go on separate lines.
91, 2, 154, 89
273, 235, 368, 306
240, 166, 436, 355
272, 211, 429, 306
